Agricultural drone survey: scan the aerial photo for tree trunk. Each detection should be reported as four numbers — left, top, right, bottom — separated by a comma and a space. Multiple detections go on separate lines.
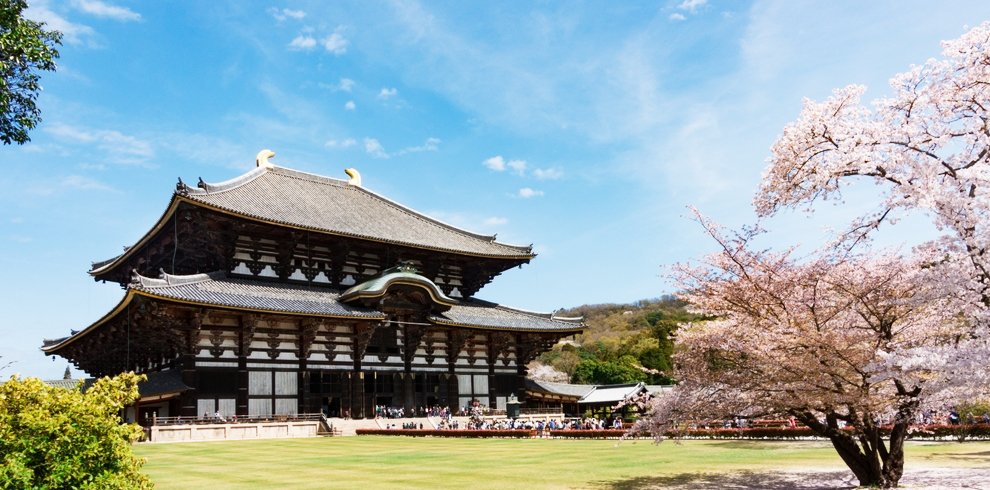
882, 420, 909, 486
797, 411, 904, 487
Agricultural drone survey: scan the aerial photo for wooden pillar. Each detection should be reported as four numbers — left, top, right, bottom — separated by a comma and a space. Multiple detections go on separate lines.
351, 371, 365, 418
237, 356, 248, 416
179, 351, 197, 417
403, 373, 415, 414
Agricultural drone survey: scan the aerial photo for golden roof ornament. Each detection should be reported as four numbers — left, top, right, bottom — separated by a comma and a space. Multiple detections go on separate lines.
256, 149, 275, 168
345, 167, 362, 186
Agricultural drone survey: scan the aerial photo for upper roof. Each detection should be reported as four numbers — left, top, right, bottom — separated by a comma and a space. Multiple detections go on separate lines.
91, 163, 535, 276
181, 165, 533, 258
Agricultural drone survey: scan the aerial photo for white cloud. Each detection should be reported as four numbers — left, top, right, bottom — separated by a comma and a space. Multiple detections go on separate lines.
344, 100, 356, 110
27, 174, 116, 197
364, 138, 388, 158
72, 0, 141, 21
25, 3, 96, 46
338, 78, 355, 91
484, 216, 508, 226
45, 122, 154, 166
269, 7, 306, 21
61, 175, 115, 191
533, 167, 564, 180
360, 137, 440, 158
517, 187, 543, 198
394, 137, 440, 155
322, 30, 348, 55
507, 159, 527, 176
484, 155, 506, 171
669, 13, 686, 21
289, 35, 317, 50
378, 87, 398, 99
326, 138, 357, 148
677, 0, 707, 13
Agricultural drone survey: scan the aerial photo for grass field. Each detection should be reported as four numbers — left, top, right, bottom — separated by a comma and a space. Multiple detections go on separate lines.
135, 437, 990, 489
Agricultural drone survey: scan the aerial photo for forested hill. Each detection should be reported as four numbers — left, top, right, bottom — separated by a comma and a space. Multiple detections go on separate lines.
535, 296, 707, 385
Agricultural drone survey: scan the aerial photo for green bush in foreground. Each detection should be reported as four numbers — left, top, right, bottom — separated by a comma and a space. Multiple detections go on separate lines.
0, 372, 152, 489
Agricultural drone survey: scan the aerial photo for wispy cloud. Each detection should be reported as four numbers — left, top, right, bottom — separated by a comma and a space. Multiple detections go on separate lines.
72, 0, 141, 22
322, 29, 348, 55
27, 174, 116, 196
507, 159, 526, 176
25, 3, 96, 46
45, 122, 154, 166
289, 35, 317, 50
326, 138, 357, 149
533, 167, 563, 180
344, 100, 356, 110
517, 187, 543, 198
269, 7, 306, 21
483, 155, 506, 171
322, 78, 355, 92
378, 87, 398, 99
364, 138, 388, 158
483, 155, 526, 175
484, 216, 508, 226
363, 137, 440, 159
678, 0, 707, 13
669, 13, 686, 21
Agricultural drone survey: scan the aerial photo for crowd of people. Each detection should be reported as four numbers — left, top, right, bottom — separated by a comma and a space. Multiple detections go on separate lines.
374, 405, 459, 419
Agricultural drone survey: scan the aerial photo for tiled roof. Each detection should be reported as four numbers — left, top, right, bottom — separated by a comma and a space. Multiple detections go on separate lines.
525, 378, 596, 398
131, 271, 384, 319
431, 299, 584, 332
134, 271, 580, 331
45, 271, 582, 353
180, 165, 534, 258
44, 371, 190, 399
578, 383, 648, 404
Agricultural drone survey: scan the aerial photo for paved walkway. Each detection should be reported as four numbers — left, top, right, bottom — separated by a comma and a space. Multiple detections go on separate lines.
603, 467, 990, 489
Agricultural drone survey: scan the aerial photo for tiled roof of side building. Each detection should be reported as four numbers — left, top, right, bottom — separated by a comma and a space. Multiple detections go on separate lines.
525, 378, 597, 398
180, 165, 534, 258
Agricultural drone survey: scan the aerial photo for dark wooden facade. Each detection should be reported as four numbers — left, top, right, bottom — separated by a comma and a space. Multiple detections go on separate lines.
44, 161, 581, 419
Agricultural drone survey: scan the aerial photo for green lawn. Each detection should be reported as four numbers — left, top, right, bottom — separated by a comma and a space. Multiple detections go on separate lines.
135, 437, 990, 489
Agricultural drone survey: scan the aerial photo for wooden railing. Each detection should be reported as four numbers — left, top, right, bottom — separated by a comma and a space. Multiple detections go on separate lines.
151, 413, 324, 426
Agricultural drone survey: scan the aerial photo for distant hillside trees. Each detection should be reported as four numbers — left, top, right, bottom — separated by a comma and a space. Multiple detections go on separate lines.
536, 296, 705, 385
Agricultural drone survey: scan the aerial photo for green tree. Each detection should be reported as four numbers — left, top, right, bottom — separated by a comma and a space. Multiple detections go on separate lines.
0, 0, 61, 145
0, 372, 152, 489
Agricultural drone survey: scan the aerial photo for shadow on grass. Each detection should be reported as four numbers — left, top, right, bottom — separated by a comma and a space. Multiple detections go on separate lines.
597, 470, 856, 489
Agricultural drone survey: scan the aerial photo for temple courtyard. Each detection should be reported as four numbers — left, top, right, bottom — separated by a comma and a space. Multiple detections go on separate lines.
135, 437, 990, 489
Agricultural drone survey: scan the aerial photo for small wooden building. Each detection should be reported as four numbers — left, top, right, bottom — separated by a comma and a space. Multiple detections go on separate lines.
43, 155, 582, 419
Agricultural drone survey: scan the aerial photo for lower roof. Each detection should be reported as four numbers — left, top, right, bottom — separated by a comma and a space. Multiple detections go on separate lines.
43, 271, 583, 353
45, 370, 190, 401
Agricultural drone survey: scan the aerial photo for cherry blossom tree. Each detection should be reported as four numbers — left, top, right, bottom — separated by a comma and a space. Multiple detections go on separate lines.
628, 22, 990, 488
758, 22, 990, 366
625, 216, 966, 487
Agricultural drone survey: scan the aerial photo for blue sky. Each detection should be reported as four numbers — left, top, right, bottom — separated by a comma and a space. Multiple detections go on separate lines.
3, 0, 988, 379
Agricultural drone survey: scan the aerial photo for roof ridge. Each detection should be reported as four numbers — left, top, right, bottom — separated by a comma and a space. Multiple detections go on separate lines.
182, 165, 269, 196
130, 270, 221, 289
186, 164, 533, 253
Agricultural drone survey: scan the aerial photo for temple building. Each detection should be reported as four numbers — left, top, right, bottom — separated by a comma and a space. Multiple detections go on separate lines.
42, 151, 582, 421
